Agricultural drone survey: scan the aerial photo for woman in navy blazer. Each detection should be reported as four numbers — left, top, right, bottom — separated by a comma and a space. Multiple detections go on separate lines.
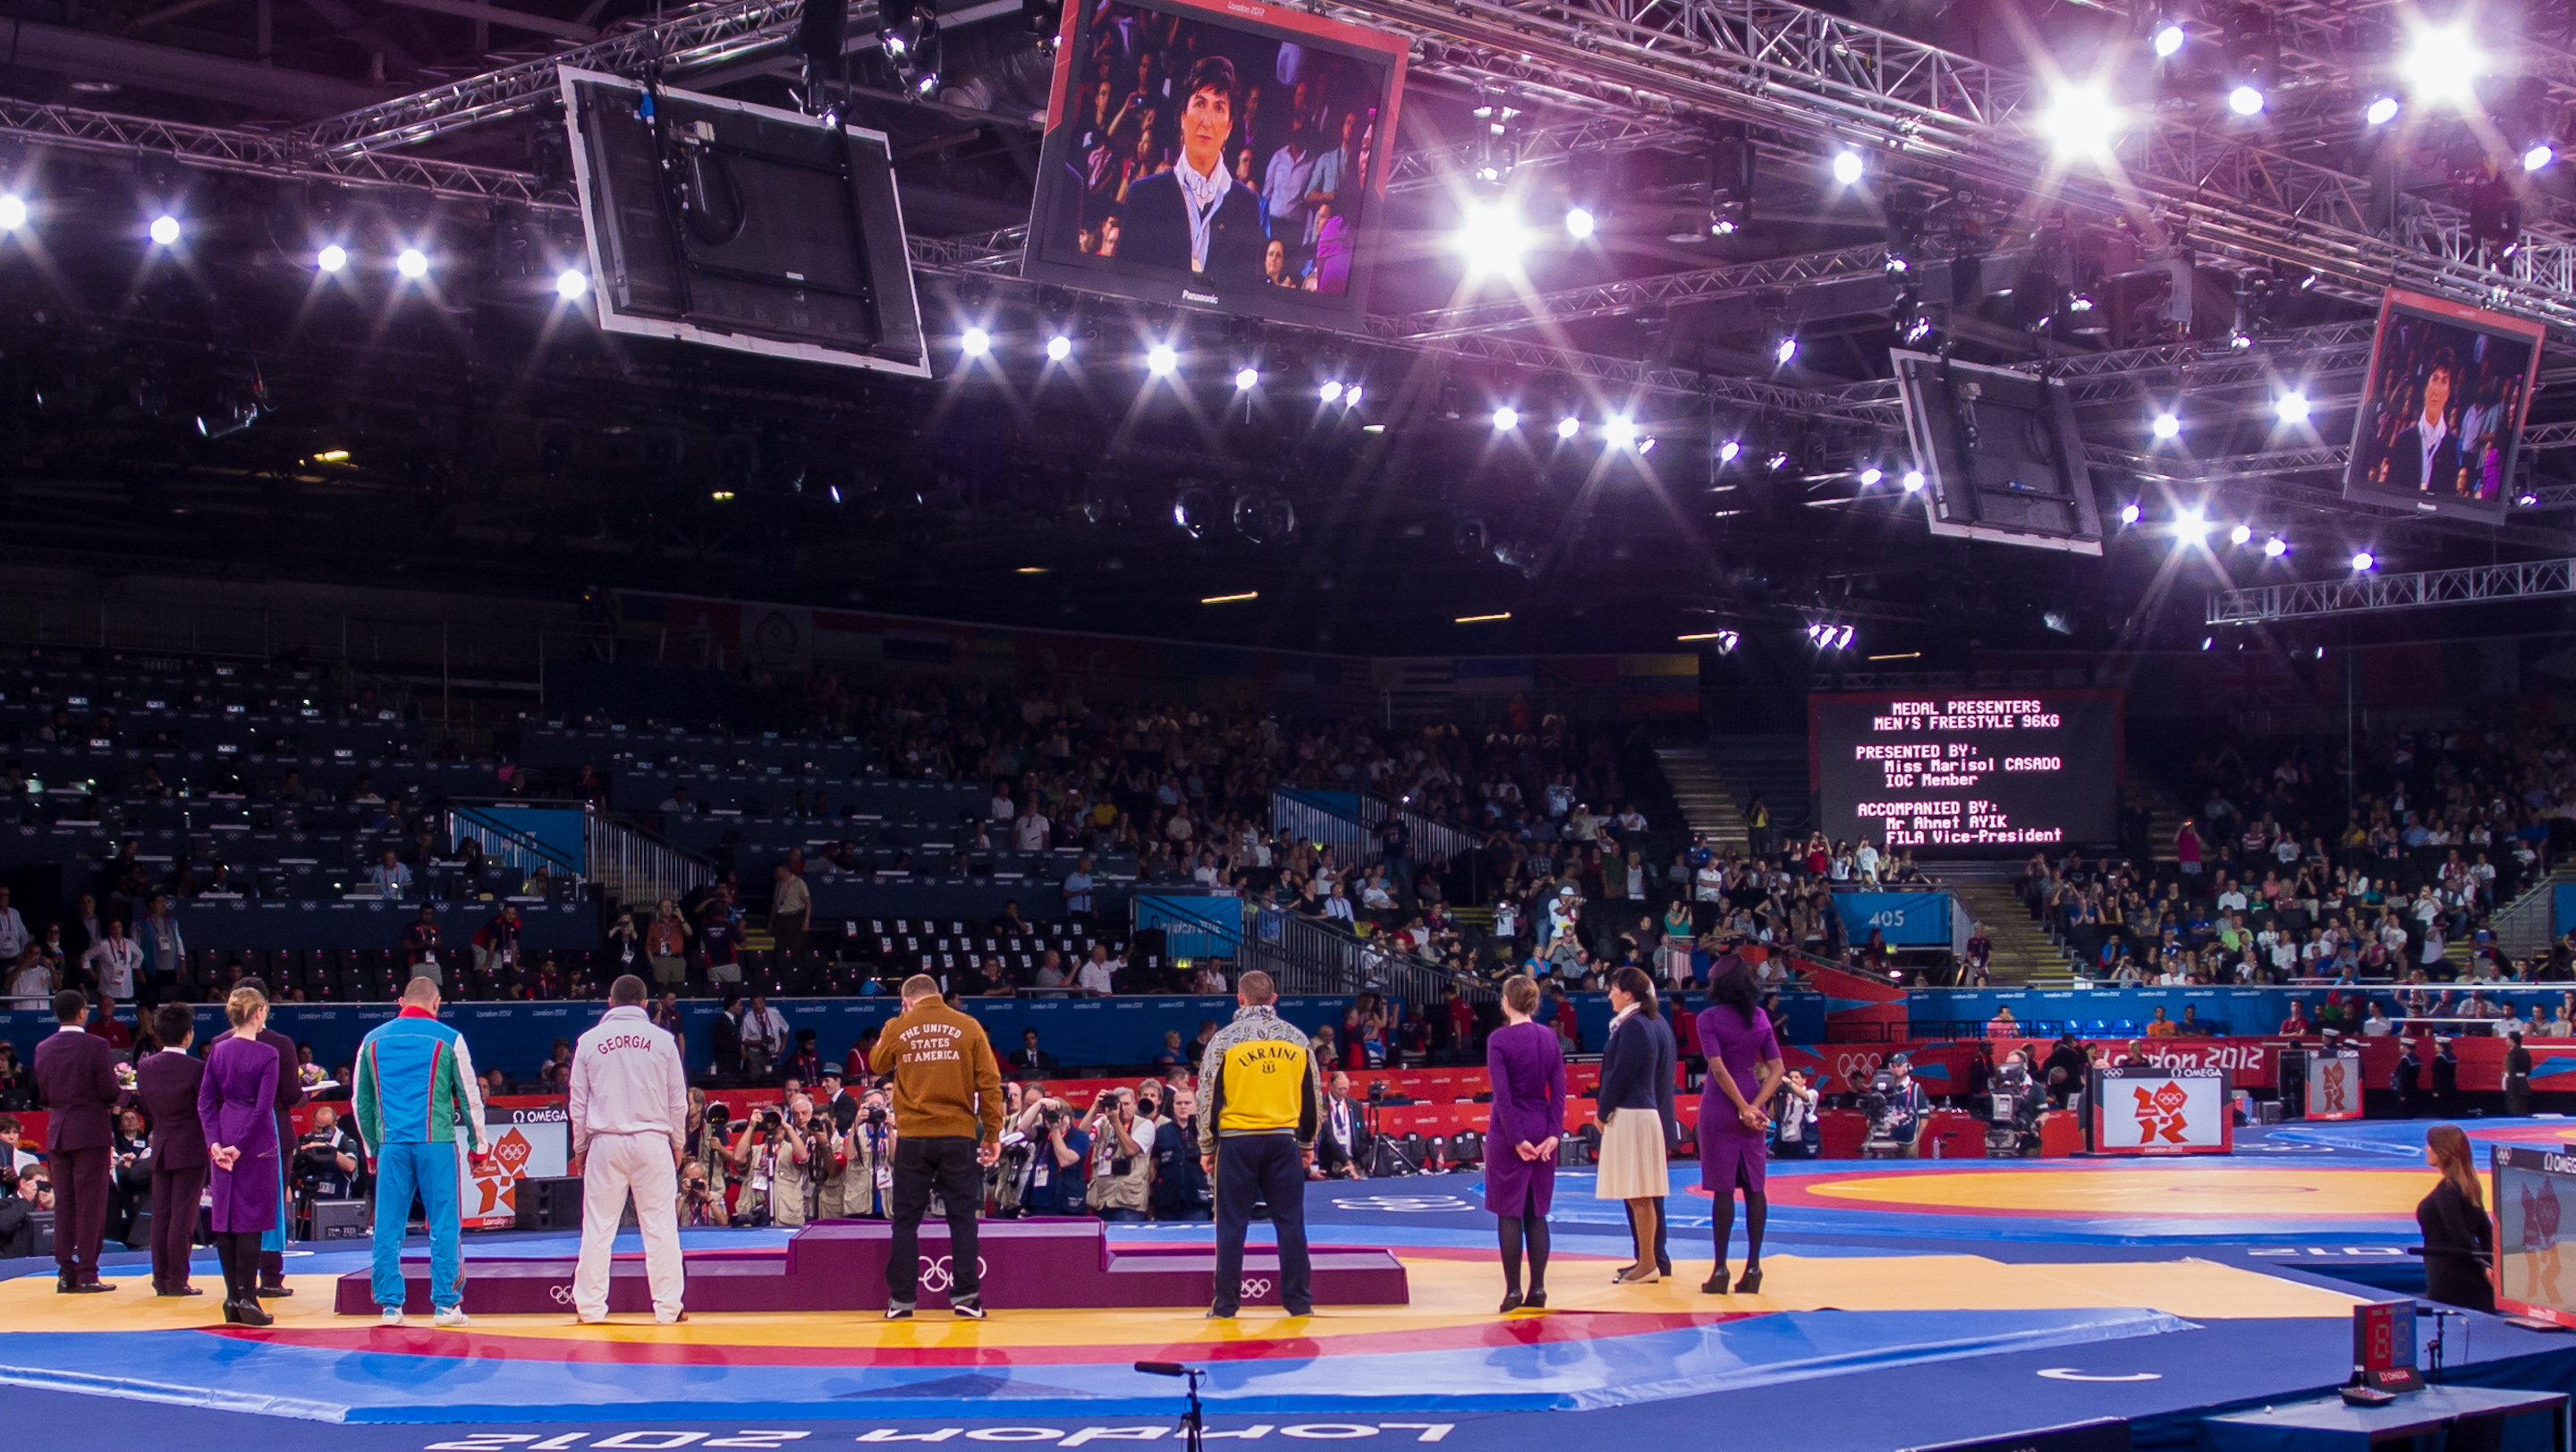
1593, 966, 1677, 1284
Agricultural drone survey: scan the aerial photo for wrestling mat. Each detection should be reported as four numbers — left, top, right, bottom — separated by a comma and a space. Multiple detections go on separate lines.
6, 1125, 2576, 1452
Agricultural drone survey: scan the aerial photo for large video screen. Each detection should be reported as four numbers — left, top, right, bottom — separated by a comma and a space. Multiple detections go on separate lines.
1809, 689, 2123, 853
2343, 288, 2546, 524
1892, 350, 2104, 556
1022, 0, 1408, 327
2495, 1145, 2573, 1325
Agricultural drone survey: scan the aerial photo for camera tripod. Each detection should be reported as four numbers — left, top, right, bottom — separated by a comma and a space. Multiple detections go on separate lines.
1361, 1094, 1417, 1176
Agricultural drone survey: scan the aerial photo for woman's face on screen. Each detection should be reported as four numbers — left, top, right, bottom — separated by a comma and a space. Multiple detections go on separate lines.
1181, 85, 1232, 173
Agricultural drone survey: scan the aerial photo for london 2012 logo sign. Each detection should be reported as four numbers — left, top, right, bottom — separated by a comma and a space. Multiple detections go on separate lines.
2132, 1080, 2190, 1145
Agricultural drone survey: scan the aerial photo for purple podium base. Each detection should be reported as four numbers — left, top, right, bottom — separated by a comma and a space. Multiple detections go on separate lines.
334, 1218, 1411, 1316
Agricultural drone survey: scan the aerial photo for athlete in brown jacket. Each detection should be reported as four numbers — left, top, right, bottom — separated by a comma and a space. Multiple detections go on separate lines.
880, 974, 1004, 1319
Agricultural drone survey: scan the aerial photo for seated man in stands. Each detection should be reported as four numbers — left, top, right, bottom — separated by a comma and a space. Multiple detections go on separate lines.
1011, 1030, 1057, 1081
2278, 999, 2312, 1037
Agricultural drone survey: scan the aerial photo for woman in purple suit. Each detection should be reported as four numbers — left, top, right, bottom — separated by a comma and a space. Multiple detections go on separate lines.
1697, 954, 1784, 1295
1486, 973, 1564, 1312
197, 985, 281, 1326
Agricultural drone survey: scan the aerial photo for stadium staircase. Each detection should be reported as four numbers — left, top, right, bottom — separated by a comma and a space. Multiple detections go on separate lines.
1936, 860, 2080, 986
1652, 746, 1749, 850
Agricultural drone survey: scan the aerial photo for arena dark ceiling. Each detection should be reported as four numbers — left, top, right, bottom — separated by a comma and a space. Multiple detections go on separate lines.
1, 0, 2574, 665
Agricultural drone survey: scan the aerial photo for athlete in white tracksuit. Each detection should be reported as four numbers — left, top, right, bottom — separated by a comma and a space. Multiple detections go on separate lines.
568, 975, 691, 1323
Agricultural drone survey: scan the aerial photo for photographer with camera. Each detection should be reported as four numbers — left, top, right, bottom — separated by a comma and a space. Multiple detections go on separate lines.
1011, 1092, 1091, 1216
1084, 1087, 1153, 1222
0, 1164, 35, 1258
1772, 1067, 1820, 1159
1149, 1083, 1213, 1221
728, 1095, 821, 1227
1861, 1054, 1928, 1158
678, 1155, 730, 1227
294, 1105, 361, 1202
840, 1088, 896, 1218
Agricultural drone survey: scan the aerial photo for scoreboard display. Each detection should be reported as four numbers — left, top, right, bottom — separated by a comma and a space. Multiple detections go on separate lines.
1809, 689, 2122, 852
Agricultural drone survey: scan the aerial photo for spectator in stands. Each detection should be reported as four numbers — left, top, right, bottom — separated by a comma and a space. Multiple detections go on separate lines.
371, 849, 412, 900
646, 901, 691, 989
785, 1030, 826, 1088
76, 919, 139, 1009
2279, 1000, 2312, 1036
2146, 1006, 2178, 1038
1985, 1006, 2020, 1039
737, 994, 790, 1081
1033, 950, 1071, 993
699, 895, 742, 986
401, 906, 443, 982
0, 887, 26, 964
1076, 944, 1119, 997
1063, 857, 1097, 919
7, 942, 56, 1009
770, 863, 810, 956
469, 905, 522, 988
1012, 1030, 1058, 1080
976, 956, 1014, 997
660, 785, 696, 817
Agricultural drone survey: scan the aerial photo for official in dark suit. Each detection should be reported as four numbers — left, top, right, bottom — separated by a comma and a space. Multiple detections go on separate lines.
136, 1002, 208, 1295
238, 976, 304, 1297
34, 989, 119, 1292
1112, 55, 1269, 284
2384, 349, 2463, 496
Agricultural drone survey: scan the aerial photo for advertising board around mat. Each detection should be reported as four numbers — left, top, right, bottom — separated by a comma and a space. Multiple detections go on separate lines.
459, 1101, 571, 1230
2302, 1050, 2366, 1122
2089, 1065, 2231, 1154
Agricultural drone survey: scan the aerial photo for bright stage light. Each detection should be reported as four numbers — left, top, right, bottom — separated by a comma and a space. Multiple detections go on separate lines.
1046, 334, 1072, 361
555, 268, 588, 301
317, 244, 347, 273
1901, 470, 1925, 492
0, 193, 27, 232
148, 214, 180, 246
1859, 465, 1884, 486
1456, 200, 1529, 274
2153, 21, 2184, 56
2228, 84, 2266, 116
2351, 550, 2376, 571
1319, 380, 1343, 403
1774, 335, 1799, 366
1719, 439, 1741, 463
1605, 415, 1639, 448
1564, 206, 1596, 241
2229, 523, 2253, 546
962, 327, 992, 358
2040, 81, 2123, 157
2151, 411, 2181, 440
2175, 508, 2212, 545
2119, 501, 2141, 525
1493, 406, 1519, 431
2275, 391, 2311, 425
1147, 344, 1178, 377
1346, 385, 1363, 407
2365, 94, 2401, 125
1555, 415, 1580, 441
396, 247, 429, 278
2403, 24, 2483, 108
1234, 366, 1258, 391
2528, 143, 2556, 173
1831, 150, 1864, 186
2264, 535, 2288, 557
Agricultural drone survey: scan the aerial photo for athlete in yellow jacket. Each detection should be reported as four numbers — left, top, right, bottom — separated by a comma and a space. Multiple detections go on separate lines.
1195, 970, 1324, 1318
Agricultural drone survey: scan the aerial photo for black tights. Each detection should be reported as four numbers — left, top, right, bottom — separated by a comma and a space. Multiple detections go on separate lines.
1496, 1189, 1552, 1295
212, 1231, 262, 1303
1710, 1167, 1767, 1269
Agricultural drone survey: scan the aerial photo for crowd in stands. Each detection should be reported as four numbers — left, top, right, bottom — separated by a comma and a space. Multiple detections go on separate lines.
2021, 723, 2569, 986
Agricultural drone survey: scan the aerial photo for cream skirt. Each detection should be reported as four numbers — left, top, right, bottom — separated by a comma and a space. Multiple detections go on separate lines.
1592, 1108, 1669, 1201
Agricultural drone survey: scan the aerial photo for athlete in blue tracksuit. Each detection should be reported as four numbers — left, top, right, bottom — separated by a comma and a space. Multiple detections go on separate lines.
352, 978, 489, 1323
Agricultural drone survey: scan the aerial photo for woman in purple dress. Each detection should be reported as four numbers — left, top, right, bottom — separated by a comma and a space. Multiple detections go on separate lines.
197, 984, 282, 1326
1697, 955, 1784, 1295
1486, 974, 1564, 1312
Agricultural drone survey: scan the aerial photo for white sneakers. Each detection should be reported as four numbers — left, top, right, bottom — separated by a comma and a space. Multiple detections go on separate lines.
432, 1306, 471, 1328
379, 1308, 406, 1327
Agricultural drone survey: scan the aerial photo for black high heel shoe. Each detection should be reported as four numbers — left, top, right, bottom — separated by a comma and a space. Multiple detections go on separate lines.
1733, 1266, 1764, 1295
231, 1298, 275, 1328
221, 1299, 243, 1325
1499, 1291, 1524, 1314
1523, 1289, 1546, 1311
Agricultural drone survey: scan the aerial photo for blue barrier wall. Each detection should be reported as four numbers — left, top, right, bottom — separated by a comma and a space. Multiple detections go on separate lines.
2557, 882, 2576, 938
1831, 892, 1953, 947
167, 898, 594, 952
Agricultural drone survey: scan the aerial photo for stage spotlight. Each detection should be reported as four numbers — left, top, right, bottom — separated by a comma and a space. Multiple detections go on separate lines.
1773, 334, 1799, 366
1901, 470, 1925, 492
1234, 365, 1258, 390
1555, 415, 1580, 441
2275, 391, 2310, 424
1639, 436, 1657, 454
1457, 199, 1529, 273
2351, 549, 2375, 571
148, 214, 180, 246
2153, 21, 2184, 56
1319, 379, 1343, 403
396, 247, 429, 278
1605, 415, 1639, 449
2176, 507, 2212, 544
1147, 343, 1179, 377
1493, 406, 1519, 431
1831, 149, 1864, 186
2264, 535, 2288, 557
2040, 81, 2122, 157
1859, 465, 1884, 486
1345, 385, 1363, 407
2527, 143, 2556, 173
2152, 412, 2181, 440
1564, 205, 1596, 241
2229, 522, 2253, 546
555, 267, 588, 301
2228, 84, 2266, 116
1046, 334, 1072, 361
962, 326, 993, 358
2366, 94, 2401, 125
1718, 439, 1741, 463
317, 244, 347, 273
2119, 501, 2141, 525
0, 193, 22, 232
2403, 24, 2482, 108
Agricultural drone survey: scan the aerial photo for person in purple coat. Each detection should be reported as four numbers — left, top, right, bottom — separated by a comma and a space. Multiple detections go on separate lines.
197, 985, 282, 1326
1697, 953, 1784, 1295
1485, 974, 1564, 1312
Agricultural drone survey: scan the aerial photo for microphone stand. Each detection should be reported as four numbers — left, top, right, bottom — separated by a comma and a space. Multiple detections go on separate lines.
1134, 1363, 1205, 1452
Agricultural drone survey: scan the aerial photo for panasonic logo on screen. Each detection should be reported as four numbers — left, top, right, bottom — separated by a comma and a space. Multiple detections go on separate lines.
1182, 290, 1221, 305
